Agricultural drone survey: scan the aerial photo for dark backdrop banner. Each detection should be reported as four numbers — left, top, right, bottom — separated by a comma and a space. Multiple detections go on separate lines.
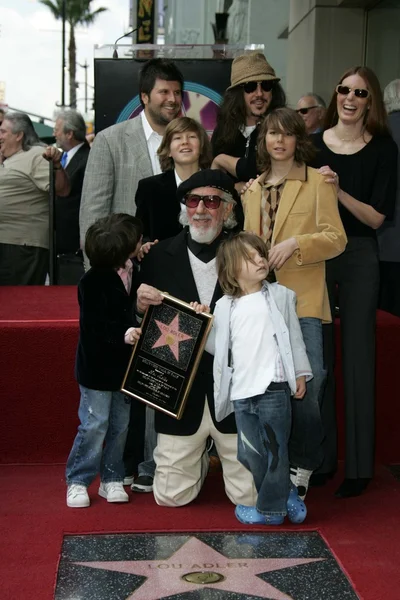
94, 58, 232, 135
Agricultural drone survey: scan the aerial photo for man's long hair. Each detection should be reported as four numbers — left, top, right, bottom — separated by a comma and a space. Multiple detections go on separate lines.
5, 112, 42, 151
213, 83, 287, 155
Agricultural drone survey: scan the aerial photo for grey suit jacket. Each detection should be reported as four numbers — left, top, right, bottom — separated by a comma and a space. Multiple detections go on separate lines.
79, 116, 153, 244
205, 282, 313, 422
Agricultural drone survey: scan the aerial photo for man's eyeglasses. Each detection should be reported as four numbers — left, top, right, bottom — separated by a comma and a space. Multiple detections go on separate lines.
183, 194, 223, 209
296, 105, 319, 115
242, 80, 275, 94
336, 85, 370, 99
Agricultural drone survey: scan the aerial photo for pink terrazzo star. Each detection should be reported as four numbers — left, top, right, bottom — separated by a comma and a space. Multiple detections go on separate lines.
152, 313, 192, 361
74, 536, 325, 599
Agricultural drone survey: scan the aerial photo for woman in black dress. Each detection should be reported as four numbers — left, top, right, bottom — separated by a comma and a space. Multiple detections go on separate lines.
311, 67, 398, 497
135, 117, 212, 242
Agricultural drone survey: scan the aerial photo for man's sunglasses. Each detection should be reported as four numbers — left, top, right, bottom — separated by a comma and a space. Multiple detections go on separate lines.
336, 84, 370, 99
183, 194, 223, 209
242, 80, 275, 94
296, 105, 319, 115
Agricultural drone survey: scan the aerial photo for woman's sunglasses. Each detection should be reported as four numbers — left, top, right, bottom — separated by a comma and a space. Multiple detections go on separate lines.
183, 194, 223, 209
242, 80, 275, 94
336, 84, 370, 99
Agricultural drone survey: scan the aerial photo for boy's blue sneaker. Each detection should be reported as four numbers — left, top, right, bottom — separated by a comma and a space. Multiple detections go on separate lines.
235, 505, 284, 526
287, 485, 307, 523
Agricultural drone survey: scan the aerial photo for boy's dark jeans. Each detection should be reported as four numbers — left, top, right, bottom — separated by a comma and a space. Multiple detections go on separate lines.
234, 384, 291, 515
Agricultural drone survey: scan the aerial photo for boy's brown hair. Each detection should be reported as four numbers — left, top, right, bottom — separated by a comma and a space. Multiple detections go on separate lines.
216, 232, 269, 298
85, 213, 143, 270
257, 107, 316, 173
157, 117, 212, 172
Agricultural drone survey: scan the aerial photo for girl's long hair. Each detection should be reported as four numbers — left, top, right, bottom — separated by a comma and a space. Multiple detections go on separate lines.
213, 83, 286, 155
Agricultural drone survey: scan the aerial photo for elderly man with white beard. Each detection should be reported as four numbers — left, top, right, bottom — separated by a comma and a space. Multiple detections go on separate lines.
134, 169, 257, 508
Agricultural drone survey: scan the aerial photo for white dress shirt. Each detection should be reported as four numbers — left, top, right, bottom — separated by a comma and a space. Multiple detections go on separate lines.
174, 169, 182, 187
63, 142, 85, 168
141, 111, 162, 175
174, 169, 187, 214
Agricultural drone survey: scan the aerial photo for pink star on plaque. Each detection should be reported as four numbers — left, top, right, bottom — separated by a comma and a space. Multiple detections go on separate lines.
152, 313, 192, 361
74, 536, 325, 599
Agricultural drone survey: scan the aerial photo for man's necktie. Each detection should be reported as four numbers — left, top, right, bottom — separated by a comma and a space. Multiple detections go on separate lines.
60, 152, 68, 168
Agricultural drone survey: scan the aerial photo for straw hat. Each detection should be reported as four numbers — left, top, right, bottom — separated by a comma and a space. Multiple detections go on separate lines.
228, 52, 280, 90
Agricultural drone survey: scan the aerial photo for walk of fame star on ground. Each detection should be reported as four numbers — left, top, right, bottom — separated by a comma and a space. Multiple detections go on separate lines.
74, 536, 324, 600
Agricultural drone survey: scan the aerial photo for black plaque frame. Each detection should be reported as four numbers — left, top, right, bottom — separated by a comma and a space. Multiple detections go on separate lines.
121, 293, 213, 419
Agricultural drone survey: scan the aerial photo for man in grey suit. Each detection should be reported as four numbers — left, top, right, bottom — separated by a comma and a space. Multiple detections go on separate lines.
79, 58, 184, 244
79, 58, 183, 490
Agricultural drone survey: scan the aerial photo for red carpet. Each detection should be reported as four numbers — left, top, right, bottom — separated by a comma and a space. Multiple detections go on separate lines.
1, 286, 400, 464
1, 286, 400, 599
1, 464, 400, 600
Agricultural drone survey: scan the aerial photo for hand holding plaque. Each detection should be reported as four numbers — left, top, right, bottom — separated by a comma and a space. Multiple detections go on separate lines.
121, 293, 213, 419
136, 283, 163, 314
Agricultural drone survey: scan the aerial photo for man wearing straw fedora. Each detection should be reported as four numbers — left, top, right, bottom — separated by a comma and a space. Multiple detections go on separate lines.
211, 51, 286, 183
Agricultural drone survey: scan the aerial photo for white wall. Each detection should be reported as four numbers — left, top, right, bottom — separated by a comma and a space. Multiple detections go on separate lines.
366, 6, 400, 89
286, 5, 317, 106
164, 0, 219, 45
313, 7, 364, 106
247, 0, 290, 90
164, 0, 290, 89
287, 1, 365, 107
162, 0, 400, 109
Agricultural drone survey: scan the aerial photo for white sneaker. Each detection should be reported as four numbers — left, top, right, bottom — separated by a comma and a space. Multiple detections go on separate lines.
99, 481, 129, 503
290, 467, 313, 500
67, 484, 90, 508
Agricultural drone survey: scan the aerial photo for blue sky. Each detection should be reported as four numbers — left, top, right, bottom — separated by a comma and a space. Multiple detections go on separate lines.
0, 0, 130, 120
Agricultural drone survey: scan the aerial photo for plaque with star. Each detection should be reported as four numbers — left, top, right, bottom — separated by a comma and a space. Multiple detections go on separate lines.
121, 293, 213, 419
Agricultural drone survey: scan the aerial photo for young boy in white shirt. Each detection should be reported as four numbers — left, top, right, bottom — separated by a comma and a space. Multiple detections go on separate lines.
194, 231, 312, 524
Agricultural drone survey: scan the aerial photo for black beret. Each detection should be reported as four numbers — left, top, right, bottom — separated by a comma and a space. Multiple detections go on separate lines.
177, 169, 239, 204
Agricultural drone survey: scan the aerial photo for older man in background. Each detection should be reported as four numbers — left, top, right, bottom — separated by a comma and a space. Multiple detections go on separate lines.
0, 112, 69, 285
296, 93, 326, 134
54, 110, 90, 284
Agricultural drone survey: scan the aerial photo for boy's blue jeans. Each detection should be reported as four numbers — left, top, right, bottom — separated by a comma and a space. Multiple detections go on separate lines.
234, 384, 291, 515
66, 386, 131, 487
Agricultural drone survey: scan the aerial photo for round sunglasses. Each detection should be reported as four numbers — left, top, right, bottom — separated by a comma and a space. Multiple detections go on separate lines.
336, 84, 370, 99
242, 80, 276, 94
296, 105, 319, 115
183, 194, 224, 209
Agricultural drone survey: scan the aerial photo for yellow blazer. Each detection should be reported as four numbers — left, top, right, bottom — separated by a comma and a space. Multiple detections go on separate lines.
242, 163, 347, 323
